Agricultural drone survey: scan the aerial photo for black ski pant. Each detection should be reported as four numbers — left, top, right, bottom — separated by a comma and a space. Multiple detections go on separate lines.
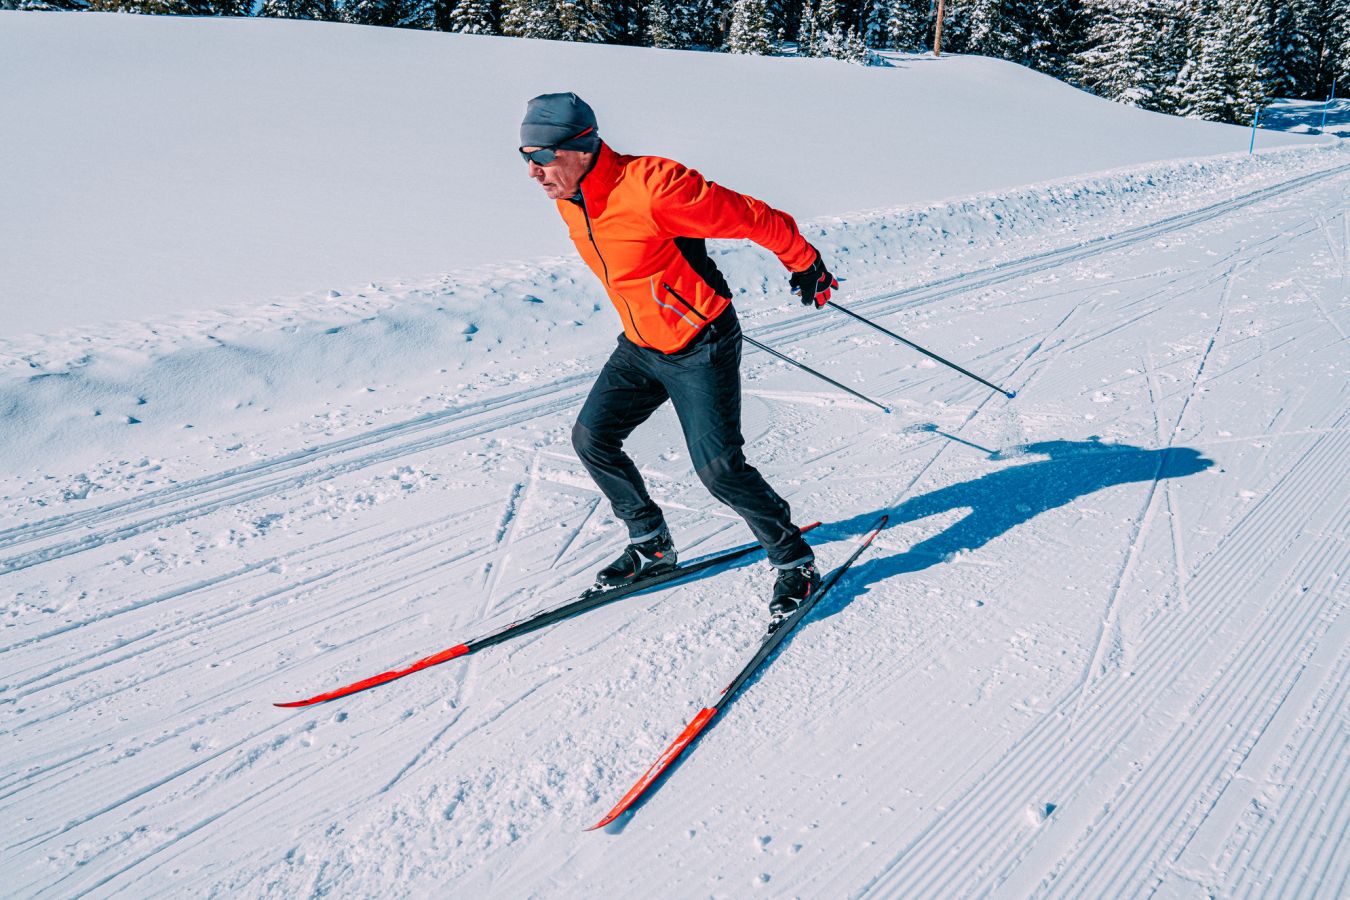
571, 306, 813, 569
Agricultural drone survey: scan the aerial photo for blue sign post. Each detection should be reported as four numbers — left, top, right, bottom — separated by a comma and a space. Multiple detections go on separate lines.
1249, 105, 1261, 154
1319, 78, 1337, 132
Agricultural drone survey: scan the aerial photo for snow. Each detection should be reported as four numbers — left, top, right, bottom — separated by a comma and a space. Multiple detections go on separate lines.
3, 11, 1350, 899
1, 10, 1326, 337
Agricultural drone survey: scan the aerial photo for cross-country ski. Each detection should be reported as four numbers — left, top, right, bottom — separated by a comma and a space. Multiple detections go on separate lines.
274, 523, 819, 707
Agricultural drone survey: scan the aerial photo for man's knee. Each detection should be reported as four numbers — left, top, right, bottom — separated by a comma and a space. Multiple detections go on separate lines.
572, 419, 619, 465
694, 447, 748, 497
572, 420, 597, 460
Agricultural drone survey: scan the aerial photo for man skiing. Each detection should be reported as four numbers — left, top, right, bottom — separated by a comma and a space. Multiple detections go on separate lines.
520, 92, 839, 624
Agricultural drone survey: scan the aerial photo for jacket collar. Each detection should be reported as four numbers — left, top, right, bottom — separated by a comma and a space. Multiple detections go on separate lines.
572, 141, 621, 212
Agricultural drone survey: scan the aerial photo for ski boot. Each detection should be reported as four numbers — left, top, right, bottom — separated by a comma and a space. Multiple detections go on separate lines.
769, 561, 820, 632
594, 527, 677, 589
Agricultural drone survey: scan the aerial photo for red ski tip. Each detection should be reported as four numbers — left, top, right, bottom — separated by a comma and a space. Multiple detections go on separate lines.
274, 643, 470, 708
587, 707, 718, 831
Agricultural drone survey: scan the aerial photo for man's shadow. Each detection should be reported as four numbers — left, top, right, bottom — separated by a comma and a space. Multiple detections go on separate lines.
808, 438, 1214, 621
599, 439, 1213, 831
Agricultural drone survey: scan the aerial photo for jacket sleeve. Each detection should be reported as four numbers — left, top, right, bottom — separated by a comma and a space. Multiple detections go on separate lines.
647, 161, 817, 273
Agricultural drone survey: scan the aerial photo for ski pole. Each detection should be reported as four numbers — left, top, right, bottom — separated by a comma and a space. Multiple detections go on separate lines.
824, 300, 1017, 399
741, 334, 891, 414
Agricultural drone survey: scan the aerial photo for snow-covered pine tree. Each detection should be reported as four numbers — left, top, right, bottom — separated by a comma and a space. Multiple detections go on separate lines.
1341, 6, 1350, 84
1341, 22, 1350, 84
1022, 0, 1083, 78
5, 0, 90, 8
346, 0, 423, 27
501, 0, 562, 38
556, 0, 614, 41
956, 0, 1080, 76
1072, 0, 1183, 111
794, 0, 815, 54
863, 0, 927, 52
259, 0, 345, 20
795, 0, 844, 56
91, 0, 251, 13
647, 0, 702, 47
647, 0, 676, 45
964, 0, 1023, 60
727, 0, 774, 53
841, 25, 874, 63
1263, 0, 1311, 97
1299, 0, 1349, 97
1177, 0, 1273, 123
442, 0, 495, 32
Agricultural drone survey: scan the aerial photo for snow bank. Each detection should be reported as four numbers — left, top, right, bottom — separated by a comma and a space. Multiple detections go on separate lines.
3, 141, 1345, 471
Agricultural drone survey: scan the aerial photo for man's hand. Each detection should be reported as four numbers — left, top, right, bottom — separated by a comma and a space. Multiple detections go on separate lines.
789, 250, 837, 309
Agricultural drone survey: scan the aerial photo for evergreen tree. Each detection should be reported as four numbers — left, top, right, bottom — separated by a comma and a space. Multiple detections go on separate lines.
841, 25, 874, 63
5, 0, 90, 8
556, 0, 613, 41
965, 0, 1022, 60
91, 0, 250, 13
646, 0, 701, 46
863, 0, 926, 52
445, 0, 494, 31
646, 0, 676, 45
1072, 0, 1183, 111
346, 0, 423, 26
1263, 0, 1311, 97
1301, 0, 1349, 97
727, 0, 774, 54
501, 0, 561, 38
794, 0, 815, 53
955, 0, 1081, 76
812, 0, 843, 57
1177, 0, 1272, 123
259, 0, 345, 21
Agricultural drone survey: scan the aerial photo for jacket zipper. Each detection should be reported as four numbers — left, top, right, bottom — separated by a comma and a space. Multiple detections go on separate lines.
579, 194, 649, 347
662, 282, 708, 320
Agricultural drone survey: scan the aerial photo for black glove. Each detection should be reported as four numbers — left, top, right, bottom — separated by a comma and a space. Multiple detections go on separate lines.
788, 250, 837, 309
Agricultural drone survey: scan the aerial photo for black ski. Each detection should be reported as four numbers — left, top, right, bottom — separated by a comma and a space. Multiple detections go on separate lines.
275, 521, 820, 708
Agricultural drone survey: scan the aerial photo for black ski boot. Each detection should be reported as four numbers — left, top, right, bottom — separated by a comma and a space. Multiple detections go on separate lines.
769, 561, 820, 630
595, 528, 677, 588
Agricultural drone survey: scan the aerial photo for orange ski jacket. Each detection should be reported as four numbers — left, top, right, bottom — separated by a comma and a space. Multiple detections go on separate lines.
557, 142, 817, 354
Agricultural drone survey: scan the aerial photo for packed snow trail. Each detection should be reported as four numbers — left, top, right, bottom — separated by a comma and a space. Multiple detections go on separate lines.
3, 162, 1349, 896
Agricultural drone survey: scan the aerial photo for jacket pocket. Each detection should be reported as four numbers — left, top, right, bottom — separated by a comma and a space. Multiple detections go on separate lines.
662, 282, 708, 321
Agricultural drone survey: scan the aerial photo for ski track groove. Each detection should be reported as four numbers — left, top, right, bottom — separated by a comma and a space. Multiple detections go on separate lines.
0, 385, 588, 575
1068, 258, 1239, 713
1228, 638, 1350, 898
8, 712, 300, 854
3, 511, 489, 706
63, 763, 320, 900
856, 423, 1350, 898
1172, 608, 1350, 896
1076, 540, 1348, 899
4, 535, 489, 737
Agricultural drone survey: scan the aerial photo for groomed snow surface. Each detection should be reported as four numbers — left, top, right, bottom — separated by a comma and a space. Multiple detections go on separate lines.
3, 13, 1349, 899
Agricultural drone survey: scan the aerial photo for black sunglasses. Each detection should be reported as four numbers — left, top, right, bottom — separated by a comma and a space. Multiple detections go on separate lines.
519, 126, 595, 166
519, 146, 561, 166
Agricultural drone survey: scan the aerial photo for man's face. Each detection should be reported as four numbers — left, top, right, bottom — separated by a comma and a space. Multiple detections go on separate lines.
524, 148, 594, 200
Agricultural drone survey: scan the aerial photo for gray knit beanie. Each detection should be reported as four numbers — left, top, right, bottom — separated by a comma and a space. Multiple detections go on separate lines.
520, 93, 601, 152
